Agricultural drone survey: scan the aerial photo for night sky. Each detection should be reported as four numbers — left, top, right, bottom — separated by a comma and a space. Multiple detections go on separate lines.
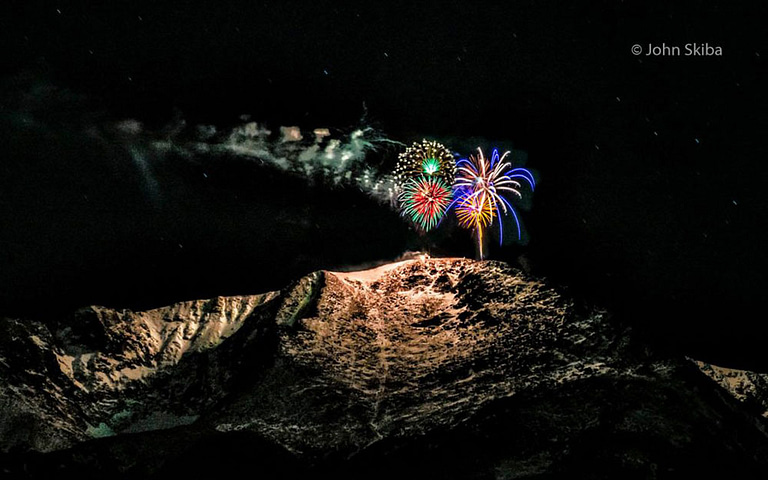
1, 2, 767, 368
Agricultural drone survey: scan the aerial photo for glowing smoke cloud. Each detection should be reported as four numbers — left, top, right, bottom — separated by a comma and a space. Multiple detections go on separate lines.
453, 147, 535, 259
149, 118, 403, 202
3, 79, 404, 210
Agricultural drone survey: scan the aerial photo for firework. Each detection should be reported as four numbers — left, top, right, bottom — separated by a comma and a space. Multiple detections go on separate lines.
399, 176, 453, 231
453, 148, 535, 258
454, 187, 494, 231
393, 140, 456, 186
394, 139, 456, 231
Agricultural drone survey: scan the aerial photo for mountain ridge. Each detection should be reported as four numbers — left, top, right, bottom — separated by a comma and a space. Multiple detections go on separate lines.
1, 257, 767, 478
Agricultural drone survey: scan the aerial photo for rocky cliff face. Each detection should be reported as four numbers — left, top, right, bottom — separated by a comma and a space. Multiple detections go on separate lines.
1, 257, 767, 478
695, 361, 768, 419
0, 293, 277, 452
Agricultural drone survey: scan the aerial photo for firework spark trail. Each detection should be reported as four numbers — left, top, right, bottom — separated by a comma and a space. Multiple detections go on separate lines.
453, 147, 535, 258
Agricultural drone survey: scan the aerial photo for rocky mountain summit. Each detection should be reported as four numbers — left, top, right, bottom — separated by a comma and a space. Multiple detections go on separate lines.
1, 256, 767, 478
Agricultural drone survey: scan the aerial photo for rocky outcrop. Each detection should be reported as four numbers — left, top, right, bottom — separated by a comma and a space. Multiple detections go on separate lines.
1, 257, 768, 478
695, 361, 768, 418
0, 293, 277, 452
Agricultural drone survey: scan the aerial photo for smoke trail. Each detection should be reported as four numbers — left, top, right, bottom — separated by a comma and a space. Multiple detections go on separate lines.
126, 145, 161, 205
2, 75, 408, 210
148, 116, 403, 203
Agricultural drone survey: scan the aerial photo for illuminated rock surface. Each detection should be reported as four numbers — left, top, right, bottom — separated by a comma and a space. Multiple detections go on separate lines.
1, 257, 767, 478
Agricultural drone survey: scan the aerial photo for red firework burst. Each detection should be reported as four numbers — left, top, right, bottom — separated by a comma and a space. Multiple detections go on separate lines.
399, 176, 453, 231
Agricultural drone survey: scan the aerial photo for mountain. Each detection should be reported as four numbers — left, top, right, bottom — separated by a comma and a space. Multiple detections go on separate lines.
1, 256, 767, 478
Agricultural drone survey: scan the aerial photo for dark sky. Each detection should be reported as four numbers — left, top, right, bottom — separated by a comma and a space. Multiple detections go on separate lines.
1, 1, 768, 368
